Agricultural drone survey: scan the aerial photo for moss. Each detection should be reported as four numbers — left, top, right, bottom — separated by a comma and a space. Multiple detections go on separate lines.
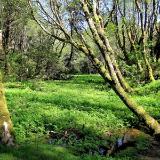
0, 82, 12, 135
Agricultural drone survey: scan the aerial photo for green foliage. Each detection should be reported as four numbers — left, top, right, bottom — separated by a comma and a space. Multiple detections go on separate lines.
1, 75, 158, 159
132, 80, 160, 118
0, 144, 79, 160
135, 80, 160, 95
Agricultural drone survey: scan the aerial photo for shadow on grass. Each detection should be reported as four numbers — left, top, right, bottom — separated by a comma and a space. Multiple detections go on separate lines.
0, 116, 110, 160
8, 89, 130, 117
0, 144, 79, 160
6, 88, 137, 129
2, 103, 144, 160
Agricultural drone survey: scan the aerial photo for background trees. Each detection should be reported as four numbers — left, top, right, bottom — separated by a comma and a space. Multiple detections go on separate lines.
27, 0, 160, 136
1, 0, 159, 82
108, 0, 160, 82
0, 0, 95, 81
0, 2, 160, 159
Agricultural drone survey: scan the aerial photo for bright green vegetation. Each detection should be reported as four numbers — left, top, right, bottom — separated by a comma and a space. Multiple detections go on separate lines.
0, 75, 159, 160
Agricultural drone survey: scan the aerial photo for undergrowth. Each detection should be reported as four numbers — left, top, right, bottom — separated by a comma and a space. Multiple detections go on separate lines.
0, 75, 159, 160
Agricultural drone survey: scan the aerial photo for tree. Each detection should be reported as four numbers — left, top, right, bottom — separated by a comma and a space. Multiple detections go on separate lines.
0, 30, 13, 146
29, 0, 160, 137
111, 0, 159, 81
1, 0, 29, 75
135, 0, 155, 81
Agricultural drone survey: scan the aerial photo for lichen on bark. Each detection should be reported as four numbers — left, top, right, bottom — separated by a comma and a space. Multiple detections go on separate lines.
0, 73, 13, 145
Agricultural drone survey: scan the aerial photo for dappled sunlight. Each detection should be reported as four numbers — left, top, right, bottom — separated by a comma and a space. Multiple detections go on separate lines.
1, 0, 160, 158
1, 75, 158, 159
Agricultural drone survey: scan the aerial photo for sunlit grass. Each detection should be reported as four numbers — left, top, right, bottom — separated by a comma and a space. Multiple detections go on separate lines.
1, 75, 159, 159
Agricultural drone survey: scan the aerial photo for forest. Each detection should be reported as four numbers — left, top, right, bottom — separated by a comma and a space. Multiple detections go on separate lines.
0, 0, 160, 159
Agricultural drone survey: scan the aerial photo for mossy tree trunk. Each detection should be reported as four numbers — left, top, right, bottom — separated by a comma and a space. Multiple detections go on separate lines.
0, 73, 13, 145
82, 1, 132, 93
84, 47, 160, 137
142, 38, 155, 82
135, 0, 155, 82
80, 1, 160, 136
0, 25, 13, 145
29, 0, 160, 137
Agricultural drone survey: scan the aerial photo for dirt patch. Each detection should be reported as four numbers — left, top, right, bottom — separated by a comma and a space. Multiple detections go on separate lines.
138, 139, 160, 160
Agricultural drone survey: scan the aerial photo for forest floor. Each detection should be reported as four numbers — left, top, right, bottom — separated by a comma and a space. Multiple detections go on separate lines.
138, 139, 160, 160
0, 75, 160, 160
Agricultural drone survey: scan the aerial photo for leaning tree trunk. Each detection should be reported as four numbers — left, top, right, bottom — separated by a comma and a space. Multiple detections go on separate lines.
89, 52, 160, 137
29, 0, 160, 138
80, 1, 160, 137
110, 55, 133, 92
0, 30, 13, 145
113, 85, 160, 136
0, 75, 13, 145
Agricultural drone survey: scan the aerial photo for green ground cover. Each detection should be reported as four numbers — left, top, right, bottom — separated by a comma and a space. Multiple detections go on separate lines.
0, 75, 160, 160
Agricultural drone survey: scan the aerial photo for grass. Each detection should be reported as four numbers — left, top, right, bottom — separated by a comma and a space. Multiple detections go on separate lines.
0, 74, 159, 160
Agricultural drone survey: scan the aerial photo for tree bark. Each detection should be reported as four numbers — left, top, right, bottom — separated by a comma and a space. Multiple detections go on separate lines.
142, 32, 155, 82
135, 0, 155, 82
80, 1, 160, 136
0, 17, 13, 144
0, 73, 13, 145
29, 0, 160, 137
88, 49, 160, 137
2, 1, 12, 75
